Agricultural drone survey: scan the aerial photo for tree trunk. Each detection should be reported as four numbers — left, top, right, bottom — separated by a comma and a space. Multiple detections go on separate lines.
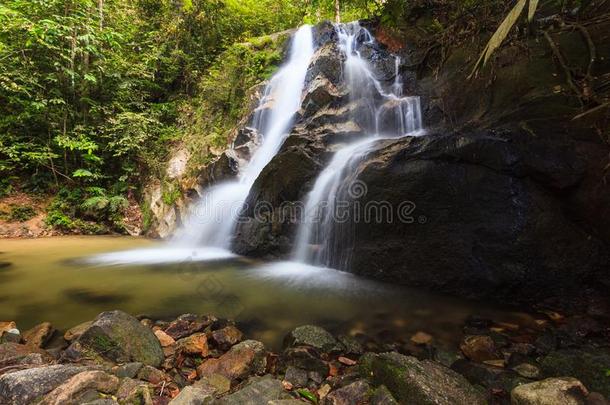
98, 0, 104, 29
335, 0, 341, 23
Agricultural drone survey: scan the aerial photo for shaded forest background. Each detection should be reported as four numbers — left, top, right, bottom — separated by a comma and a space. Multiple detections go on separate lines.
0, 0, 601, 233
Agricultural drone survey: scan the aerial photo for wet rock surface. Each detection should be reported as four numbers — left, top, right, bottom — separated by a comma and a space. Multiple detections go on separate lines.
231, 19, 610, 306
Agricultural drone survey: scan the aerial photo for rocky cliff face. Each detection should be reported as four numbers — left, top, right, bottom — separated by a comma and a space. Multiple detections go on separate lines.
231, 18, 610, 303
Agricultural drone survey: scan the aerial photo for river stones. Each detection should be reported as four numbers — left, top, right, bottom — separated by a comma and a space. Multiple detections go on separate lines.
196, 340, 267, 381
64, 310, 164, 367
360, 352, 486, 405
215, 375, 290, 405
540, 348, 610, 397
0, 364, 88, 404
23, 322, 55, 348
284, 325, 342, 353
511, 377, 589, 405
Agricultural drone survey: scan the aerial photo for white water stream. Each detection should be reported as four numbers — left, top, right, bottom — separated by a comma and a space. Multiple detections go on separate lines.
292, 22, 423, 269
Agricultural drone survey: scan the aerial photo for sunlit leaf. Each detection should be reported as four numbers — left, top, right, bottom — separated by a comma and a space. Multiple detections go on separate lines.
470, 0, 528, 77
528, 0, 539, 21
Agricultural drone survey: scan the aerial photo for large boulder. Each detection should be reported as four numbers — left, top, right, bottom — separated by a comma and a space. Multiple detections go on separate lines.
346, 131, 608, 302
540, 348, 610, 397
64, 310, 164, 367
0, 365, 87, 404
360, 352, 486, 405
511, 377, 589, 405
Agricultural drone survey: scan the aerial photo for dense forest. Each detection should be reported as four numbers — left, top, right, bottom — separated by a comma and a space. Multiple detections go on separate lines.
0, 0, 390, 232
0, 0, 605, 234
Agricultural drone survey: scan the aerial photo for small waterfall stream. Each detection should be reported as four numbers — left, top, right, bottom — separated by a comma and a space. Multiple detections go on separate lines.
172, 26, 315, 249
292, 22, 423, 269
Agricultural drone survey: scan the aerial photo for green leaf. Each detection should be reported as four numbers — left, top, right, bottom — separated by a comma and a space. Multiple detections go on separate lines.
470, 0, 528, 77
528, 0, 539, 22
297, 389, 318, 404
83, 73, 97, 83
72, 169, 94, 178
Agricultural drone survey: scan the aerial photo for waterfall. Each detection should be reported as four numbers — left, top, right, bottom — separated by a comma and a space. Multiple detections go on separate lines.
172, 26, 315, 248
292, 22, 423, 269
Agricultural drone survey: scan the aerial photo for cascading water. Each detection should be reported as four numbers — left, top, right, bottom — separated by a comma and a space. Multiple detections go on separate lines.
88, 26, 314, 265
293, 22, 423, 269
172, 26, 315, 249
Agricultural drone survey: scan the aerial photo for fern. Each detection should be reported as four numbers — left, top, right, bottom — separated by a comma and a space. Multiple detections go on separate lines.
108, 195, 128, 214
81, 196, 109, 212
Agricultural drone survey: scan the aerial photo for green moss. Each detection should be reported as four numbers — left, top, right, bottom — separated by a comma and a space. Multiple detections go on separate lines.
184, 32, 288, 171
141, 201, 153, 233
161, 182, 182, 206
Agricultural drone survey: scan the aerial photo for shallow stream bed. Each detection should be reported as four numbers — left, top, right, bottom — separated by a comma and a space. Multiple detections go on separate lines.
0, 236, 537, 350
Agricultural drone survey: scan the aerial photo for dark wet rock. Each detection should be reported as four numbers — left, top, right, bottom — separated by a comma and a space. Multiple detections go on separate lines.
511, 377, 589, 405
113, 362, 143, 378
284, 325, 342, 353
39, 370, 119, 405
370, 385, 399, 405
0, 364, 87, 404
305, 43, 344, 89
312, 20, 338, 48
541, 348, 610, 397
215, 375, 289, 405
338, 335, 364, 356
282, 346, 329, 376
460, 335, 500, 362
360, 352, 486, 405
165, 314, 215, 341
168, 385, 213, 405
284, 365, 308, 387
65, 310, 164, 367
196, 340, 267, 381
137, 364, 168, 384
324, 379, 370, 405
345, 131, 608, 302
115, 377, 153, 404
210, 325, 244, 350
512, 363, 541, 379
196, 153, 239, 187
433, 349, 462, 368
23, 322, 55, 348
301, 75, 346, 117
451, 358, 506, 388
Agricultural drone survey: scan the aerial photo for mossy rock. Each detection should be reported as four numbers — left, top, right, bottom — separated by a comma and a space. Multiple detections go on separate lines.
360, 352, 486, 405
68, 310, 164, 367
541, 348, 610, 397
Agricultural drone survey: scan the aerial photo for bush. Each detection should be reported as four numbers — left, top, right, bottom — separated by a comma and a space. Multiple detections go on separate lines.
8, 205, 36, 222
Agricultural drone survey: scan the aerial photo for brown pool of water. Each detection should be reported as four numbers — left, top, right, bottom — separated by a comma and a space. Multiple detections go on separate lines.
0, 236, 538, 350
